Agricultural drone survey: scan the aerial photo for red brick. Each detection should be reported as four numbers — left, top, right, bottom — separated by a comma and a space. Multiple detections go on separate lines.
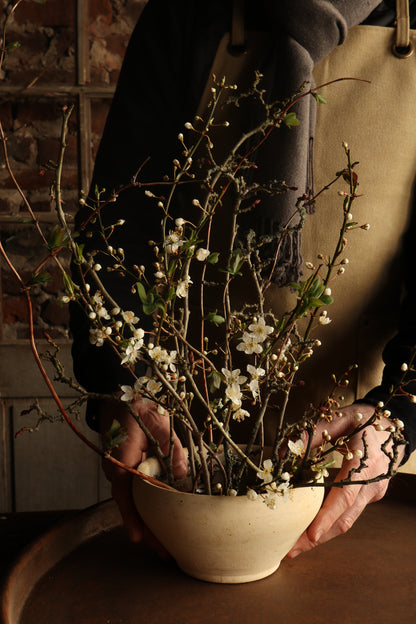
91, 100, 110, 135
4, 28, 50, 56
89, 0, 113, 24
2, 294, 37, 324
104, 33, 129, 63
41, 298, 70, 326
124, 2, 146, 24
2, 270, 34, 296
16, 101, 62, 125
0, 198, 13, 213
0, 168, 52, 190
13, 0, 75, 27
37, 135, 78, 168
7, 134, 34, 163
0, 103, 13, 131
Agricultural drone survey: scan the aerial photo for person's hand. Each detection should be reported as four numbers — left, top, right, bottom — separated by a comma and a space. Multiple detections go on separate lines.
99, 398, 188, 547
287, 402, 406, 559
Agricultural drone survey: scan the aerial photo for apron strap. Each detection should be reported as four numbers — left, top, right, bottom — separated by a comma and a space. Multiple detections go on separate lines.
394, 0, 413, 57
229, 0, 247, 54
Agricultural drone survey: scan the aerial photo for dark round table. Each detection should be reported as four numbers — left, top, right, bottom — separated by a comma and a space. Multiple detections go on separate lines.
1, 475, 415, 624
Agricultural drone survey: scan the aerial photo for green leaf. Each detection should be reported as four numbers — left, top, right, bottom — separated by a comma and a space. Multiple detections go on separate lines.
7, 41, 20, 51
166, 286, 176, 301
208, 370, 222, 393
73, 242, 84, 264
205, 311, 225, 326
47, 225, 67, 251
29, 271, 52, 285
310, 297, 324, 308
207, 252, 220, 264
136, 281, 147, 304
223, 249, 245, 276
283, 112, 300, 128
313, 93, 327, 105
142, 292, 155, 315
320, 294, 333, 305
103, 419, 128, 450
62, 272, 75, 296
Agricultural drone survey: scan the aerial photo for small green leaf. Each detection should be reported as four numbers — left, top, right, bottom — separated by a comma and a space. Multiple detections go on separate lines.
47, 225, 67, 251
320, 295, 334, 305
7, 41, 21, 51
222, 249, 245, 276
283, 112, 300, 128
103, 419, 128, 450
207, 252, 220, 264
208, 370, 222, 393
62, 272, 75, 296
29, 271, 52, 285
313, 93, 327, 104
205, 311, 225, 326
166, 286, 176, 301
310, 297, 324, 308
136, 281, 147, 304
73, 242, 84, 264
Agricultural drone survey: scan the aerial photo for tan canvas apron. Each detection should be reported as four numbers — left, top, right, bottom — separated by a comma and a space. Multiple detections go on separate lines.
192, 1, 416, 441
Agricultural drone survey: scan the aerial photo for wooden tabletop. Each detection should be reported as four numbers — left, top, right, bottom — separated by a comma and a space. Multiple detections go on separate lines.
1, 474, 415, 624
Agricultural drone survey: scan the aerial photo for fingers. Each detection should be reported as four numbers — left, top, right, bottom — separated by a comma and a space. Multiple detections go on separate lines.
99, 397, 188, 552
287, 478, 388, 558
135, 400, 188, 478
310, 403, 375, 450
287, 405, 402, 559
109, 465, 146, 543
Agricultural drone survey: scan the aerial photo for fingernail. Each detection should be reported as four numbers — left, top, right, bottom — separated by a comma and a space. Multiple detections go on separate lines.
175, 460, 188, 478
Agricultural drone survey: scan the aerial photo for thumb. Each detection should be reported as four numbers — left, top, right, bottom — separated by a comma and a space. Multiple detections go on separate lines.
170, 435, 188, 478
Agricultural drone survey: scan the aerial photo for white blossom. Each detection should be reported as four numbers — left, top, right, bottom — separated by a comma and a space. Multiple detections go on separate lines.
121, 342, 142, 365
264, 493, 278, 510
176, 275, 192, 298
92, 292, 110, 320
232, 408, 250, 422
164, 230, 185, 254
122, 310, 140, 325
120, 377, 148, 402
247, 364, 265, 398
149, 346, 177, 371
257, 459, 274, 484
195, 247, 210, 261
318, 311, 332, 325
146, 379, 162, 395
225, 383, 243, 408
89, 328, 106, 347
275, 481, 290, 497
248, 317, 274, 343
288, 438, 305, 457
221, 368, 247, 386
246, 488, 258, 501
236, 332, 263, 355
133, 327, 145, 342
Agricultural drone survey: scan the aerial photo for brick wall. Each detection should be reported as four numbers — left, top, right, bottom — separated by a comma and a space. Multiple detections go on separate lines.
0, 0, 147, 341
